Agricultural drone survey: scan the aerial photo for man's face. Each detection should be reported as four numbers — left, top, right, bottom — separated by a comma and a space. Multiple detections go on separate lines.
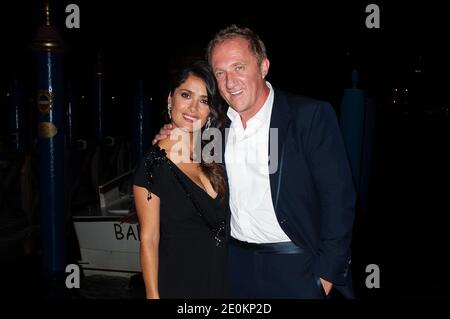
211, 37, 269, 119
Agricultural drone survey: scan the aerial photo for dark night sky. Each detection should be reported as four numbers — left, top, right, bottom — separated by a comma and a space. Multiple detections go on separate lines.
0, 0, 448, 140
1, 1, 448, 103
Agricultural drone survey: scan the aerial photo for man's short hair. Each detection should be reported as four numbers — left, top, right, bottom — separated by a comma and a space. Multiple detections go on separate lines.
206, 24, 267, 66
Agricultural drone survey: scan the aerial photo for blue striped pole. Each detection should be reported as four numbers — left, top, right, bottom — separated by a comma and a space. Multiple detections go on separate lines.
359, 97, 376, 214
66, 85, 78, 147
93, 53, 106, 142
6, 79, 25, 152
31, 3, 66, 282
131, 80, 151, 166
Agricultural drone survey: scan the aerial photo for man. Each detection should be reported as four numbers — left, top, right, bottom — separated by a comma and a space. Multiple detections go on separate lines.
154, 25, 355, 298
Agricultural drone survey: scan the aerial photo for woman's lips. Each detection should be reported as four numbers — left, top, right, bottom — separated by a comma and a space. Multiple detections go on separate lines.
182, 114, 199, 123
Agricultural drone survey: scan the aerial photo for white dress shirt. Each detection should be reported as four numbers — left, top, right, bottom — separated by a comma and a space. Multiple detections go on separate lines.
225, 82, 291, 243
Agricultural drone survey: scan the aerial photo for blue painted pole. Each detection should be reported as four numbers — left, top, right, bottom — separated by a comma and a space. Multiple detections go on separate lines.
66, 85, 78, 147
131, 80, 151, 166
93, 54, 106, 142
6, 79, 26, 152
339, 70, 365, 192
31, 3, 65, 283
359, 97, 376, 214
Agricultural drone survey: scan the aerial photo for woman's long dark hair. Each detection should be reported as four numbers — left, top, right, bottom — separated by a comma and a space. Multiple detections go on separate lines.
169, 61, 227, 200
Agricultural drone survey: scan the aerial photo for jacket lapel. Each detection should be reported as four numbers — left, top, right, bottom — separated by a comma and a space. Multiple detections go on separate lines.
222, 116, 231, 166
269, 89, 291, 210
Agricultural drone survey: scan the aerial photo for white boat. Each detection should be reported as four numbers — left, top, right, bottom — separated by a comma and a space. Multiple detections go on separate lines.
73, 171, 141, 278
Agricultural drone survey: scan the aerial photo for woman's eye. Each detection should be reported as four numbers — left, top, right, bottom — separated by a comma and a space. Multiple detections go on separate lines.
201, 99, 209, 105
181, 92, 190, 99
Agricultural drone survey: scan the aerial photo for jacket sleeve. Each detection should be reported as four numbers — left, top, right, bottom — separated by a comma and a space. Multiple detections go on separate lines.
307, 102, 356, 285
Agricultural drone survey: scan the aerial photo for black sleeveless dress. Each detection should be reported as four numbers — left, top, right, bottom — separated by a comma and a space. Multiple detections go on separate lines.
133, 145, 229, 298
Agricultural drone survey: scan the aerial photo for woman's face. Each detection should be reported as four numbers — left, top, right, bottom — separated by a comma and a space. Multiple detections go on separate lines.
168, 74, 211, 133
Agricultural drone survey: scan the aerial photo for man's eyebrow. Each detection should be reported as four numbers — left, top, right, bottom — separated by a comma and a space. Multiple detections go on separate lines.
214, 62, 244, 72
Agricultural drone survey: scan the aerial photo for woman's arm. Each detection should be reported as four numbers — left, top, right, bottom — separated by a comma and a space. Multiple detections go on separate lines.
133, 185, 160, 299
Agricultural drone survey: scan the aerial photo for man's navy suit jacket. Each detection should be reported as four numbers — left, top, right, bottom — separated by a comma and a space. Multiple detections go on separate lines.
222, 88, 356, 295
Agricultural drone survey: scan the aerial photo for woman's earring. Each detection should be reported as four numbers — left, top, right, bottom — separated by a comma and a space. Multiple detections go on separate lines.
205, 117, 211, 130
167, 104, 172, 119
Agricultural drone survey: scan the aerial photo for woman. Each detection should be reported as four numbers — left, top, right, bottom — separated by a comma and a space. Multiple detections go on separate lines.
133, 61, 228, 299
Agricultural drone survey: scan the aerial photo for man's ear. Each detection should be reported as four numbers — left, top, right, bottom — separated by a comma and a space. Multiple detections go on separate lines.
261, 58, 270, 79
